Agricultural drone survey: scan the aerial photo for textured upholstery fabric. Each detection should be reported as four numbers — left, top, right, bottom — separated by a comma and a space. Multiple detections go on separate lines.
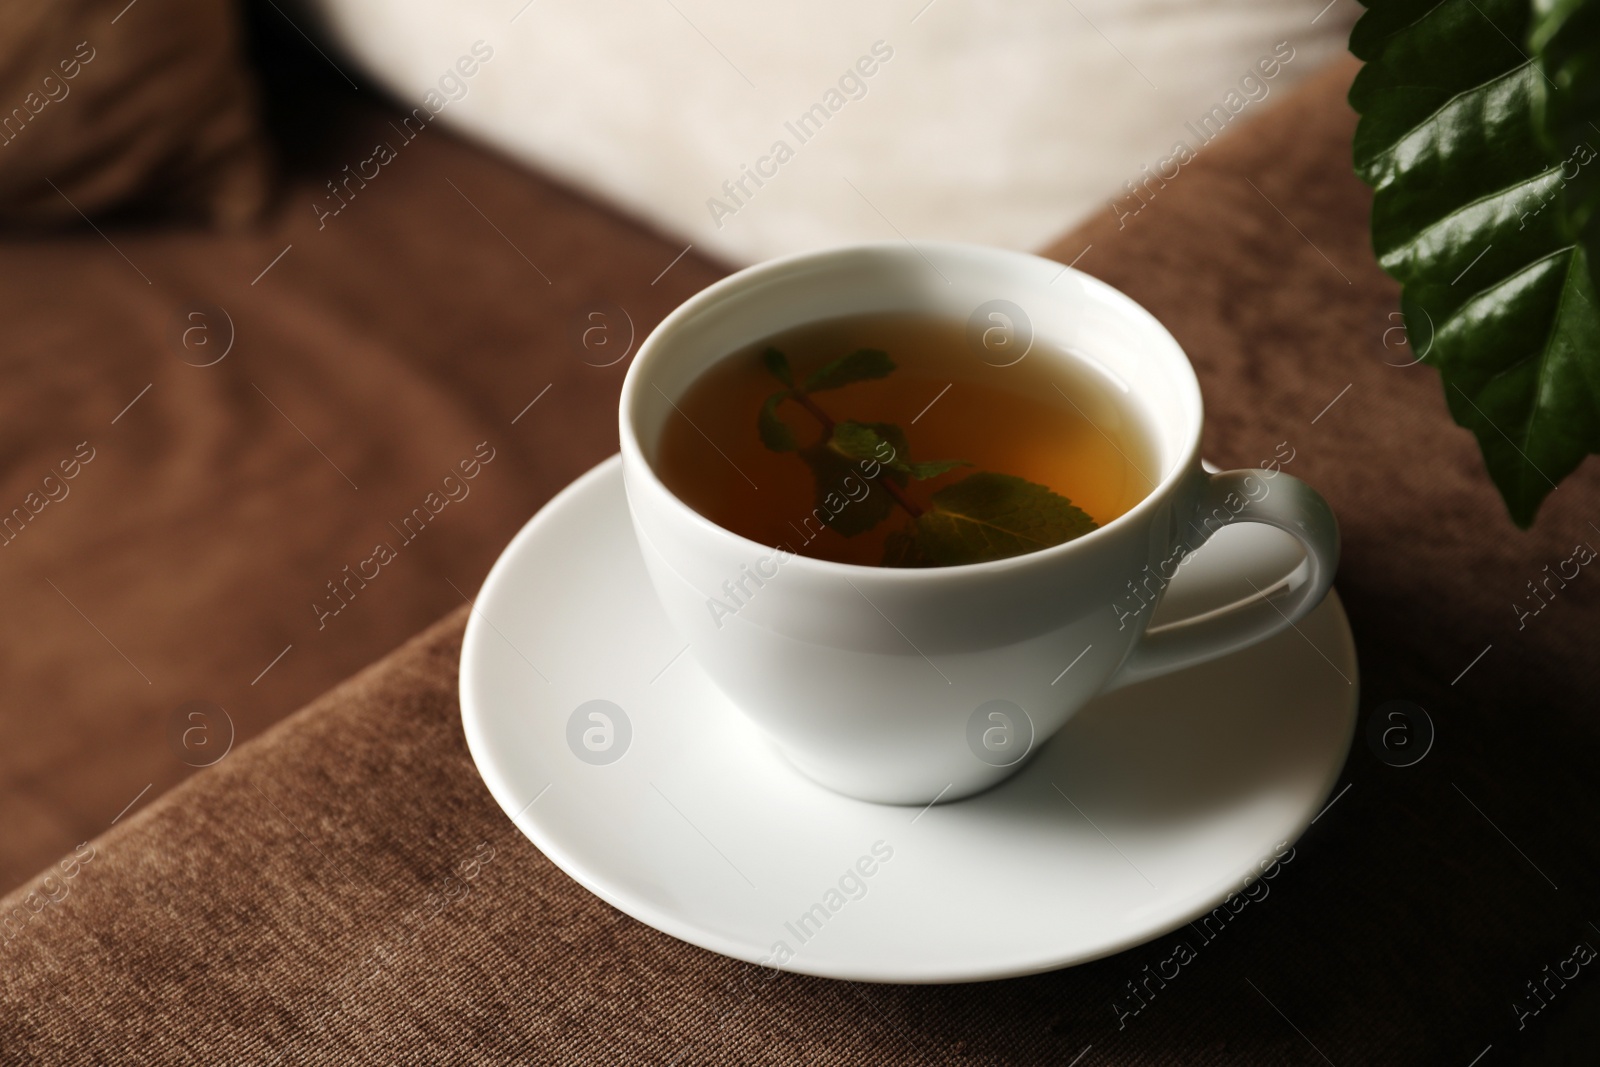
0, 0, 271, 228
0, 72, 726, 888
3, 56, 1599, 1065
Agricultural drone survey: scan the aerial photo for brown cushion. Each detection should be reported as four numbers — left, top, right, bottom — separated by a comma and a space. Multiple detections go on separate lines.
0, 80, 725, 891
0, 0, 271, 227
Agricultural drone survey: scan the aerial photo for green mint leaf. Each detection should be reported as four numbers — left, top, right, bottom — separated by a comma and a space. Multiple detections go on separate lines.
758, 391, 797, 451
803, 349, 895, 393
1350, 0, 1600, 526
827, 421, 965, 480
763, 347, 794, 387
905, 459, 968, 480
827, 420, 905, 466
887, 472, 1097, 566
881, 523, 929, 567
798, 443, 897, 537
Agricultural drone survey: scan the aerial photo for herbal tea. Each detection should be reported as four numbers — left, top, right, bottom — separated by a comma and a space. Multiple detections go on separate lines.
653, 313, 1159, 567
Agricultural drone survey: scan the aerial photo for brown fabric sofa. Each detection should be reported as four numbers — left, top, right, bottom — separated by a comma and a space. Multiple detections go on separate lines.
0, 18, 727, 892
3, 30, 1600, 1067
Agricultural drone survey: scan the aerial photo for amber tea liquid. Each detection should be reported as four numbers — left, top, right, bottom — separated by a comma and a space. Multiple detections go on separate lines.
653, 312, 1159, 567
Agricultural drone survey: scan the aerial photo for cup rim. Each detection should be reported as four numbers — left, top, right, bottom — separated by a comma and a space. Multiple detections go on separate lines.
618, 239, 1204, 580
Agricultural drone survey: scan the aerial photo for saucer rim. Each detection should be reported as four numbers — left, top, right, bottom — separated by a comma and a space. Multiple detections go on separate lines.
460, 454, 1360, 984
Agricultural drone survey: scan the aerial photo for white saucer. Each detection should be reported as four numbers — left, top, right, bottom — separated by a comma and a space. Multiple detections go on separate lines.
460, 457, 1358, 984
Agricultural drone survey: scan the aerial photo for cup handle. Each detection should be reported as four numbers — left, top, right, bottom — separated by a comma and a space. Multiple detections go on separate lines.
1103, 469, 1340, 692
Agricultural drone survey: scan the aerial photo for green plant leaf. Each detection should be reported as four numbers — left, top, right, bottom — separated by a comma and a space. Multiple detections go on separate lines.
1348, 0, 1444, 61
905, 459, 968, 480
1532, 0, 1600, 287
797, 421, 908, 537
798, 443, 898, 537
885, 472, 1098, 567
1350, 0, 1600, 527
758, 391, 797, 451
827, 420, 967, 481
763, 346, 794, 387
827, 420, 903, 464
881, 523, 928, 567
803, 349, 895, 392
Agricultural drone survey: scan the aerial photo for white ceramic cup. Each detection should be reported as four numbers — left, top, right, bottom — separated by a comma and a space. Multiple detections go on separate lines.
619, 241, 1338, 805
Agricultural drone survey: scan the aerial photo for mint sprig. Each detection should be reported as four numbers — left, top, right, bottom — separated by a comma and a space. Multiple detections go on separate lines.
755, 347, 1099, 565
886, 472, 1099, 567
803, 348, 896, 392
828, 421, 970, 481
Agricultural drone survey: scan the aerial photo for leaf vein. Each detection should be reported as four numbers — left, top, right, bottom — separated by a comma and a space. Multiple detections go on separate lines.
1364, 60, 1536, 181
